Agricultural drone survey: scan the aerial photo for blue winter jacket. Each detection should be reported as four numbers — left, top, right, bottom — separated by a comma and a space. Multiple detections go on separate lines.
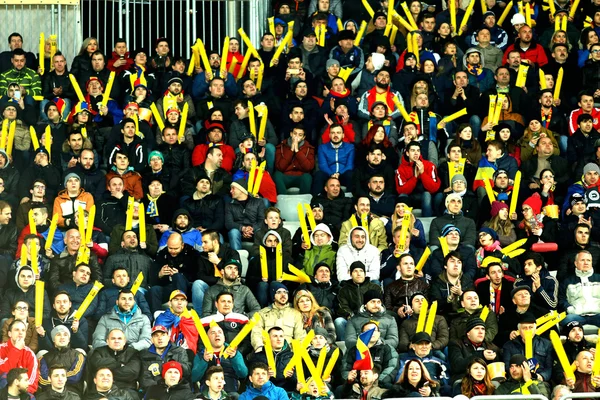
317, 142, 355, 176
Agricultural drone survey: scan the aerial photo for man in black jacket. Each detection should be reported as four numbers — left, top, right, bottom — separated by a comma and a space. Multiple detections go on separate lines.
311, 176, 352, 239
85, 367, 137, 400
0, 368, 30, 400
0, 200, 16, 265
521, 136, 570, 199
180, 147, 232, 197
66, 149, 106, 200
567, 113, 600, 177
225, 178, 266, 251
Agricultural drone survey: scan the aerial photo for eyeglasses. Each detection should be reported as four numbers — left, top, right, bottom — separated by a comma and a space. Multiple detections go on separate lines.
592, 49, 600, 53
15, 306, 28, 311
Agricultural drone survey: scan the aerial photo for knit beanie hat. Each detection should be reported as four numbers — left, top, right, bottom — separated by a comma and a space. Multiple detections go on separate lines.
490, 201, 508, 217
479, 227, 499, 242
465, 317, 485, 332
523, 193, 543, 215
162, 361, 183, 378
50, 325, 71, 341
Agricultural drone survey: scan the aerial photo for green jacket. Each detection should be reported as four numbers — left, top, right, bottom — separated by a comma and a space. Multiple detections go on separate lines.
0, 67, 42, 96
496, 378, 547, 397
302, 244, 336, 276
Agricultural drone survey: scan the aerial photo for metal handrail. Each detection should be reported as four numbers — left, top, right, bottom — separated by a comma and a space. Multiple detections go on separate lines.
472, 395, 549, 400
560, 393, 600, 400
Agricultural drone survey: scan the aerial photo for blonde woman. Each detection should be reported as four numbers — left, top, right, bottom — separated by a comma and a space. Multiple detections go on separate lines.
293, 290, 336, 344
391, 202, 426, 248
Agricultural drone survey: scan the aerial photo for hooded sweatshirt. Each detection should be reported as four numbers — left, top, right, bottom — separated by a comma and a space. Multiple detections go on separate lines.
302, 223, 336, 275
158, 208, 203, 251
335, 226, 380, 282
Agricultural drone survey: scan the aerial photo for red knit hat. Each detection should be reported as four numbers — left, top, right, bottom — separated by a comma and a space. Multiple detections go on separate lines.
490, 201, 508, 217
523, 193, 542, 215
162, 361, 183, 378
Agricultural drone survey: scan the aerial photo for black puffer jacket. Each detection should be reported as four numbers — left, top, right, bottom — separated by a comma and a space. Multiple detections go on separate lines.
157, 142, 191, 181
180, 164, 232, 197
311, 191, 353, 229
0, 222, 17, 257
337, 278, 382, 319
87, 345, 141, 391
225, 196, 265, 233
96, 191, 130, 235
42, 69, 76, 101
180, 193, 225, 232
69, 54, 92, 83
145, 379, 195, 400
0, 159, 20, 197
66, 164, 106, 199
151, 243, 200, 286
139, 343, 192, 391
37, 388, 82, 400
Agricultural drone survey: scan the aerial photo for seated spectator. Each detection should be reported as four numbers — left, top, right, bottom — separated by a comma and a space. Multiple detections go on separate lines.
250, 207, 292, 259
180, 172, 226, 232
395, 141, 441, 217
108, 203, 158, 256
1, 367, 33, 400
17, 203, 65, 257
225, 178, 266, 251
85, 367, 137, 400
341, 321, 398, 389
238, 362, 289, 400
387, 358, 440, 397
37, 326, 85, 395
0, 301, 37, 353
274, 125, 315, 194
0, 265, 50, 321
36, 364, 82, 400
455, 357, 496, 396
295, 224, 336, 276
429, 192, 477, 249
145, 360, 195, 399
430, 251, 475, 317
482, 201, 517, 247
517, 193, 559, 251
425, 225, 477, 283
58, 263, 100, 321
93, 290, 151, 351
513, 251, 558, 311
559, 250, 600, 326
157, 209, 202, 251
103, 230, 153, 287
338, 196, 387, 252
105, 148, 144, 200
564, 162, 600, 217
353, 144, 396, 194
139, 325, 192, 392
398, 293, 449, 358
293, 289, 336, 344
311, 176, 353, 232
436, 171, 478, 220
231, 152, 278, 204
475, 261, 516, 316
94, 267, 151, 321
497, 353, 549, 396
450, 289, 499, 343
313, 123, 355, 193
96, 176, 130, 235
384, 254, 429, 320
250, 282, 306, 350
346, 289, 398, 350
0, 320, 39, 393
564, 350, 600, 396
474, 140, 518, 202
336, 226, 380, 283
192, 122, 235, 172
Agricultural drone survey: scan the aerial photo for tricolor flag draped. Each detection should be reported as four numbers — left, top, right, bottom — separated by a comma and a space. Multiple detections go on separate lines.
352, 327, 375, 370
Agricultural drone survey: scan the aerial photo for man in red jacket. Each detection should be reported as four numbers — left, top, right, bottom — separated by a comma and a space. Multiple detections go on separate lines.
191, 123, 235, 172
395, 141, 441, 217
501, 25, 548, 67
274, 125, 315, 194
0, 320, 39, 393
107, 38, 134, 74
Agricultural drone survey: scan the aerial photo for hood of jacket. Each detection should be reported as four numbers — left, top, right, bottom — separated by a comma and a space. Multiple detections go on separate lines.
171, 208, 194, 231
15, 265, 35, 291
346, 226, 371, 250
310, 223, 334, 246
262, 229, 282, 245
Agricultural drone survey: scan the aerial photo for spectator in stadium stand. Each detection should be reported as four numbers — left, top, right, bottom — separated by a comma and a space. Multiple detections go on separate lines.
563, 350, 600, 395
17, 151, 59, 208
94, 267, 151, 321
92, 290, 151, 351
293, 289, 336, 343
37, 364, 82, 400
345, 289, 398, 349
502, 25, 549, 67
78, 51, 120, 101
81, 76, 123, 128
238, 362, 289, 400
273, 124, 315, 194
37, 325, 85, 395
338, 196, 387, 252
145, 360, 195, 400
312, 123, 354, 193
195, 77, 234, 123
0, 102, 34, 171
0, 264, 50, 319
502, 312, 554, 388
181, 146, 233, 198
398, 293, 449, 358
104, 229, 153, 286
225, 178, 266, 251
37, 291, 88, 351
66, 149, 106, 200
108, 203, 158, 256
384, 254, 429, 317
154, 290, 198, 354
567, 115, 600, 178
496, 353, 550, 396
52, 172, 94, 229
155, 76, 196, 122
47, 229, 101, 294
249, 207, 292, 260
157, 209, 202, 251
429, 251, 475, 317
294, 223, 336, 276
139, 325, 192, 392
0, 49, 41, 107
107, 38, 134, 75
201, 258, 260, 317
159, 56, 194, 96
449, 289, 498, 343
558, 250, 600, 326
192, 49, 238, 101
105, 125, 147, 178
552, 321, 594, 381
364, 174, 396, 219
148, 233, 197, 312
0, 199, 15, 260
40, 98, 69, 148
582, 43, 600, 103
475, 261, 516, 316
0, 33, 37, 72
201, 292, 254, 356
311, 176, 352, 232
58, 263, 100, 321
336, 226, 380, 283
558, 222, 600, 282
513, 251, 558, 311
565, 163, 600, 217
191, 123, 236, 173
0, 367, 33, 400
247, 325, 296, 392
0, 320, 39, 393
231, 152, 277, 204
568, 91, 600, 136
341, 322, 398, 390
250, 282, 306, 350
192, 323, 249, 394
154, 125, 192, 184
95, 176, 130, 235
85, 367, 138, 400
0, 300, 37, 352
521, 137, 569, 200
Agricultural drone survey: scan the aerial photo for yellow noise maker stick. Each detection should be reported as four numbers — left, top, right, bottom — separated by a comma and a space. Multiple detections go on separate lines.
261, 330, 276, 377
304, 204, 317, 230
270, 30, 293, 67
416, 299, 428, 332
593, 329, 600, 378
393, 95, 411, 121
260, 246, 268, 281
515, 64, 529, 87
483, 175, 496, 205
523, 329, 533, 359
438, 236, 450, 256
554, 67, 563, 100
221, 36, 230, 78
29, 126, 40, 151
276, 243, 283, 281
130, 271, 144, 295
248, 102, 257, 137
44, 126, 52, 159
20, 244, 27, 267
248, 159, 257, 194
458, 0, 476, 35
39, 33, 45, 75
252, 160, 266, 196
223, 313, 261, 358
437, 108, 467, 129
186, 53, 196, 76
73, 281, 104, 320
298, 203, 311, 249
150, 103, 165, 132
424, 301, 438, 334
35, 281, 44, 327
322, 348, 340, 381
488, 95, 497, 123
498, 1, 513, 25
354, 21, 368, 46
30, 241, 39, 276
45, 214, 58, 250
86, 205, 96, 244
535, 312, 566, 336
550, 330, 575, 380
256, 104, 268, 141
316, 347, 327, 376
178, 102, 189, 144
78, 206, 86, 243
570, 0, 580, 18
69, 74, 86, 102
28, 209, 37, 235
6, 122, 15, 157
188, 309, 213, 353
536, 311, 557, 326
102, 71, 116, 106
480, 305, 490, 322
361, 0, 374, 16
282, 264, 312, 284
396, 208, 412, 254
539, 68, 547, 89
125, 197, 134, 230
415, 247, 431, 272
510, 171, 521, 214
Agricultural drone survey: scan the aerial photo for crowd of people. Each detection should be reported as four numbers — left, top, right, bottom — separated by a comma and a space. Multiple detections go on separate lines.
0, 0, 599, 398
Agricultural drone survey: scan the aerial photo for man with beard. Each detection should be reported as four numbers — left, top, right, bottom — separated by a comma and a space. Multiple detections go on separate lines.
157, 209, 202, 251
103, 230, 153, 288
352, 144, 396, 193
248, 326, 296, 392
239, 362, 289, 400
66, 149, 105, 199
38, 326, 86, 395
336, 226, 380, 283
191, 51, 238, 101
384, 255, 429, 320
338, 197, 387, 252
225, 178, 266, 251
567, 114, 600, 178
521, 136, 569, 196
475, 261, 515, 316
193, 230, 240, 311
313, 123, 354, 193
496, 354, 548, 396
191, 123, 235, 172
139, 325, 191, 391
155, 76, 196, 121
502, 25, 548, 67
357, 68, 403, 121
201, 258, 259, 317
342, 361, 389, 398
0, 368, 31, 400
38, 291, 88, 351
92, 290, 151, 351
154, 290, 198, 354
94, 267, 151, 321
365, 174, 395, 218
182, 146, 232, 198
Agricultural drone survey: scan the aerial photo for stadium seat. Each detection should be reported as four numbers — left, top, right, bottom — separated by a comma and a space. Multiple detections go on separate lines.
239, 249, 249, 279
276, 194, 313, 221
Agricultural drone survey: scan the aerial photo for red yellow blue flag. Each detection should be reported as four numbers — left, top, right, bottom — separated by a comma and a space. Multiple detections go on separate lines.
352, 327, 375, 370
